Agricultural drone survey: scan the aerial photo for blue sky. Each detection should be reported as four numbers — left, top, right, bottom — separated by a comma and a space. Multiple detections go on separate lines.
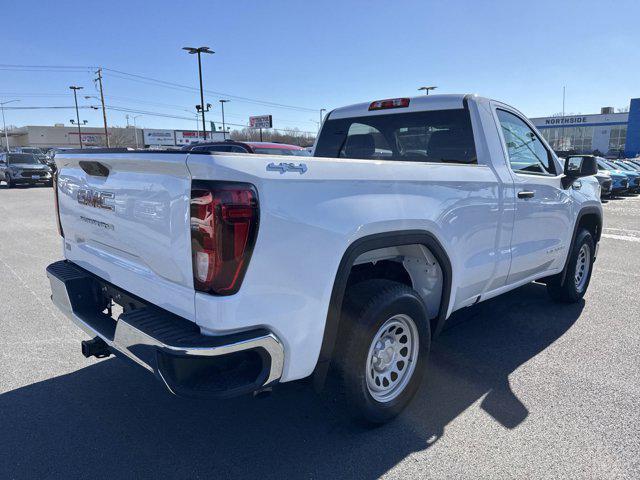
2, 0, 639, 133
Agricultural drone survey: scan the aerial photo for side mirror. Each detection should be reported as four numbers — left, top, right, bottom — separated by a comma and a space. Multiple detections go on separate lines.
562, 156, 598, 188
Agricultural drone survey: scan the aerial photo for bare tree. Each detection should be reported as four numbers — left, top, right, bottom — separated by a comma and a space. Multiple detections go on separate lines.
230, 127, 315, 147
108, 127, 136, 147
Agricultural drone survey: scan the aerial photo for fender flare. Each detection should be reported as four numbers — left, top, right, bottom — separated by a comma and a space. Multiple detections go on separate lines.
312, 230, 453, 390
560, 205, 602, 285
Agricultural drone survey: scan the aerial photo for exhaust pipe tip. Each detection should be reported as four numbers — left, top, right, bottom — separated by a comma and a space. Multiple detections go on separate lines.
81, 337, 111, 359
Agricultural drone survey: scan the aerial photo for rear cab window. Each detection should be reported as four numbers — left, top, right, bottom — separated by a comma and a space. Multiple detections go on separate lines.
315, 109, 477, 164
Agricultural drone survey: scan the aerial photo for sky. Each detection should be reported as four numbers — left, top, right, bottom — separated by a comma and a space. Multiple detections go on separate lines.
2, 0, 639, 134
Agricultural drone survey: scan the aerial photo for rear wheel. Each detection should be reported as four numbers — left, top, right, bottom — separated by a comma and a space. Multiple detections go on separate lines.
333, 280, 430, 425
547, 229, 595, 303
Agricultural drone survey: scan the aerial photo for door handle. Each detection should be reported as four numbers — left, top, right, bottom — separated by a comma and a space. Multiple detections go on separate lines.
517, 190, 535, 199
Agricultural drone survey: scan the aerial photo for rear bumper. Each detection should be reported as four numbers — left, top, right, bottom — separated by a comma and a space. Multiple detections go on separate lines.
46, 260, 284, 398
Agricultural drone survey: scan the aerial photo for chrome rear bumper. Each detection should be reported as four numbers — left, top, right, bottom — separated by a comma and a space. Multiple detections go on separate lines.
47, 260, 284, 397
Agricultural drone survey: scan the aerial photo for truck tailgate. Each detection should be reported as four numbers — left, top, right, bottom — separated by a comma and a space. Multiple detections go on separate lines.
56, 152, 195, 320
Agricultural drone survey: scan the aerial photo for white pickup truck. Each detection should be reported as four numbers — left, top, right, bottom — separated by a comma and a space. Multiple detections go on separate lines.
47, 94, 602, 424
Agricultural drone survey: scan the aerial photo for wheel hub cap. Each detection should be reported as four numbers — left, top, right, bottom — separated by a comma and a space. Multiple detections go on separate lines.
574, 243, 590, 292
365, 314, 419, 403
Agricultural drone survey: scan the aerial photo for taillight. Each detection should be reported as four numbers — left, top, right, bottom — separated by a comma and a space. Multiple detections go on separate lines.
368, 98, 410, 111
190, 181, 259, 295
53, 170, 64, 237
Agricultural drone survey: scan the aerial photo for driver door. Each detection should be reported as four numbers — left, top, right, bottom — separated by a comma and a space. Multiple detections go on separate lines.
494, 107, 574, 284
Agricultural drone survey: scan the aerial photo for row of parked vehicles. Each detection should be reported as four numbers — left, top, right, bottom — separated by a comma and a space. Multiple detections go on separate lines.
573, 155, 640, 198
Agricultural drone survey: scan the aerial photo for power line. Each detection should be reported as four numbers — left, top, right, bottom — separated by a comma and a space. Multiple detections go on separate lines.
102, 68, 319, 112
5, 104, 316, 134
0, 63, 320, 113
0, 92, 319, 125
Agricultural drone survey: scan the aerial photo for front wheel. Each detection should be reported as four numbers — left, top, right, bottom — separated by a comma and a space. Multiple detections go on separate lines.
547, 229, 595, 303
334, 280, 430, 425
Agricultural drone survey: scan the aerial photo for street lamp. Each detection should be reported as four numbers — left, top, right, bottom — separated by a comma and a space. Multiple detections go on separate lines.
182, 46, 214, 139
219, 99, 229, 139
0, 99, 19, 152
418, 86, 437, 96
69, 86, 84, 148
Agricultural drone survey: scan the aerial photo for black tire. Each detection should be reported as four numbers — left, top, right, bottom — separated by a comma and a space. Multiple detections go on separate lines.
333, 279, 431, 425
547, 229, 595, 303
5, 176, 13, 188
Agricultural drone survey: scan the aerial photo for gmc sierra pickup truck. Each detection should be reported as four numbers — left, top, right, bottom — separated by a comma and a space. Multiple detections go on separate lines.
47, 94, 602, 424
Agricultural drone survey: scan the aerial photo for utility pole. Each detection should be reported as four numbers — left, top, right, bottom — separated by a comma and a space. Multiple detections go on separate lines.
69, 86, 84, 148
125, 114, 130, 127
562, 86, 566, 150
0, 99, 19, 151
183, 46, 214, 140
219, 99, 229, 139
95, 68, 110, 147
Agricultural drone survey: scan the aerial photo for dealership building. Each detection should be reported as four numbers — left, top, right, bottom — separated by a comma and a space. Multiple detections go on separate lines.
530, 97, 640, 157
1, 125, 224, 150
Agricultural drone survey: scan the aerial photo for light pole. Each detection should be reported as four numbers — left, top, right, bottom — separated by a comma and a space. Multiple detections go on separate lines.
1, 99, 19, 152
183, 46, 214, 139
69, 86, 84, 148
418, 86, 437, 96
132, 115, 143, 148
219, 99, 229, 139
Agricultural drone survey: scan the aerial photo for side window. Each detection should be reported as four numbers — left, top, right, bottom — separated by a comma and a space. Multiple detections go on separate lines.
230, 146, 249, 153
194, 145, 231, 153
497, 109, 554, 175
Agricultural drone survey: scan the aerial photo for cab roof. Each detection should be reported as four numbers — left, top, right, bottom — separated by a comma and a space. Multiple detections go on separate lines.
328, 94, 481, 120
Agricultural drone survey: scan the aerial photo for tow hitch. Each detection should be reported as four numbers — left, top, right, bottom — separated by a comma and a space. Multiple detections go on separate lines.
81, 337, 112, 359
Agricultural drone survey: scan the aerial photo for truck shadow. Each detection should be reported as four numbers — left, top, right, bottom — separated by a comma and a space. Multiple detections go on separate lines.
0, 283, 582, 479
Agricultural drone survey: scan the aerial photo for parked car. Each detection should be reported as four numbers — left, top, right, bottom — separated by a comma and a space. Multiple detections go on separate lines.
619, 159, 640, 172
183, 140, 310, 156
608, 159, 640, 192
0, 152, 53, 187
566, 155, 611, 199
596, 157, 630, 195
46, 94, 602, 424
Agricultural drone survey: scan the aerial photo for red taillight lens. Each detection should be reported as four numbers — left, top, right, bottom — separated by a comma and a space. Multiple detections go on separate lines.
190, 181, 259, 295
368, 98, 410, 111
53, 170, 64, 237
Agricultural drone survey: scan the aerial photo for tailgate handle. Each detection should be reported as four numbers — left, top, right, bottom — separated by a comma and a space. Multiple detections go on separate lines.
79, 161, 110, 178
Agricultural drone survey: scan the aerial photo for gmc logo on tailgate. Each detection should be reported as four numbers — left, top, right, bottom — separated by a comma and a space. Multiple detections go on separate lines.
77, 189, 115, 211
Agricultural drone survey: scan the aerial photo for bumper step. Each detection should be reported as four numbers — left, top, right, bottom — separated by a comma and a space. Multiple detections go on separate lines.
46, 260, 284, 398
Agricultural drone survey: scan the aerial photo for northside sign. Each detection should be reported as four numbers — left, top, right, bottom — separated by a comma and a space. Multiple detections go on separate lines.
545, 116, 588, 125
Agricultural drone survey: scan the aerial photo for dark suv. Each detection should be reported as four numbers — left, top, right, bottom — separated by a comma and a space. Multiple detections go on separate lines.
0, 153, 53, 188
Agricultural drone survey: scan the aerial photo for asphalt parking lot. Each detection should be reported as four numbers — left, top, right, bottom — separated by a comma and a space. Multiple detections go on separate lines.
1, 185, 639, 479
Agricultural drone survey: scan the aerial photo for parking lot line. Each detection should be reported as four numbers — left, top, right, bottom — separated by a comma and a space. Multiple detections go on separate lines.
601, 233, 640, 243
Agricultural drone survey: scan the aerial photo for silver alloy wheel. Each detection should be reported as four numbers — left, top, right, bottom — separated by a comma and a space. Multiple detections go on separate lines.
365, 314, 419, 403
574, 243, 590, 292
